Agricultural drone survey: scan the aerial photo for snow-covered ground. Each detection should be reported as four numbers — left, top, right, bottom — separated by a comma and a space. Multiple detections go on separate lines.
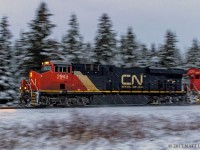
1, 106, 200, 150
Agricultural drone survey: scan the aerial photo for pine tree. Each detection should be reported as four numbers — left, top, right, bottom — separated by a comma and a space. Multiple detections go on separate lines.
13, 31, 29, 81
149, 43, 159, 66
82, 42, 95, 64
186, 39, 200, 68
150, 44, 157, 58
44, 38, 60, 61
78, 36, 85, 63
159, 30, 179, 67
119, 35, 127, 67
120, 27, 138, 67
62, 14, 82, 63
175, 47, 183, 68
94, 13, 117, 65
0, 17, 14, 100
138, 44, 149, 67
24, 2, 56, 73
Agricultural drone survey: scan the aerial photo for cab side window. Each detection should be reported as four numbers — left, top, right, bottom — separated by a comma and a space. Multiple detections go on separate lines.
68, 67, 71, 73
63, 67, 66, 72
55, 66, 59, 72
55, 66, 67, 72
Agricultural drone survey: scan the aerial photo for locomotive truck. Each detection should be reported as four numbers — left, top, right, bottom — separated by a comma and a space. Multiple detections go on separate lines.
20, 61, 187, 107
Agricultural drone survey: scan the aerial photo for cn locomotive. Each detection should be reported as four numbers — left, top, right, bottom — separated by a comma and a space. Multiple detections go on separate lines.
20, 61, 187, 107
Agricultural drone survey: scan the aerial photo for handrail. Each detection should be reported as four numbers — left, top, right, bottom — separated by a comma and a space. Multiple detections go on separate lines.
30, 79, 39, 105
31, 79, 38, 91
26, 80, 33, 105
26, 80, 32, 94
192, 83, 200, 94
186, 85, 191, 93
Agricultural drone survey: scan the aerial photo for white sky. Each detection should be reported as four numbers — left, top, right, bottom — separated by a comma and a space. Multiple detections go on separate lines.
0, 0, 200, 52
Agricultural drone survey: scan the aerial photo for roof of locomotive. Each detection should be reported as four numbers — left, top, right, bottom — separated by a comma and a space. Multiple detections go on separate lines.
50, 61, 71, 65
187, 68, 200, 75
148, 67, 186, 75
49, 61, 186, 74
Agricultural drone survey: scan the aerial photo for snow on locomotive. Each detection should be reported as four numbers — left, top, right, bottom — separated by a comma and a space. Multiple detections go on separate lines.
20, 61, 187, 107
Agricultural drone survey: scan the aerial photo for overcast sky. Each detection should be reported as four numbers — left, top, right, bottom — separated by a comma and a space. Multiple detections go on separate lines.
0, 0, 200, 52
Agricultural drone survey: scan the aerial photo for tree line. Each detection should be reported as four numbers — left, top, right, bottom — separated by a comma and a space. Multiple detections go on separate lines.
0, 2, 199, 100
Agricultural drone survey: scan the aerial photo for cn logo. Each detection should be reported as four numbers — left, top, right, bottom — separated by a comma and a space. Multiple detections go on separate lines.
121, 74, 144, 86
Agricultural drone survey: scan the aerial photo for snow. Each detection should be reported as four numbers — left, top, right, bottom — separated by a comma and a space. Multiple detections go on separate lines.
0, 106, 200, 149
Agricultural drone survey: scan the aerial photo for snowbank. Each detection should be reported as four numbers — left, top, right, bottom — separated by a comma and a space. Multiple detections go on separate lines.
0, 106, 200, 150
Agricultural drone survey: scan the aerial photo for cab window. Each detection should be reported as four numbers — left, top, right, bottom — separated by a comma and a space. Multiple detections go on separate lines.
41, 65, 51, 72
55, 66, 67, 73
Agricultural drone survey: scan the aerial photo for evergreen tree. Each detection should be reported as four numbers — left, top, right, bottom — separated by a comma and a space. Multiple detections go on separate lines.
78, 36, 85, 63
159, 30, 179, 67
119, 35, 127, 67
120, 27, 138, 67
138, 44, 149, 67
24, 2, 56, 73
10, 31, 29, 99
62, 14, 82, 63
186, 39, 200, 68
150, 44, 157, 57
0, 17, 14, 100
13, 31, 29, 80
45, 38, 60, 61
149, 43, 159, 66
82, 42, 95, 63
94, 13, 117, 65
175, 47, 183, 68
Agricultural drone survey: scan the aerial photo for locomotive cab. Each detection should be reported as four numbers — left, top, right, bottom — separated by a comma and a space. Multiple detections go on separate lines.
31, 61, 73, 91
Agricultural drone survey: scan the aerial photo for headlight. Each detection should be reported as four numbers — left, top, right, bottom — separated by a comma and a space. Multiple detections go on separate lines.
30, 72, 32, 77
44, 61, 49, 65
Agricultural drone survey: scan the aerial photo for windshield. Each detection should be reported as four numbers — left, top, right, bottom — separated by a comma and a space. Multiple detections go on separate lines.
41, 65, 51, 73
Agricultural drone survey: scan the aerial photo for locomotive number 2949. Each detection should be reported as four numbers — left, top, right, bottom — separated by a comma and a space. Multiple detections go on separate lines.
57, 74, 68, 80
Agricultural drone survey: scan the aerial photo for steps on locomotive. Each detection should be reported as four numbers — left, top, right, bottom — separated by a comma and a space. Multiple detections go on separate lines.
31, 92, 37, 106
187, 84, 200, 103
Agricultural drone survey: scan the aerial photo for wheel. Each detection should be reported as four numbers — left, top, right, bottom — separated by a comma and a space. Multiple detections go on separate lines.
65, 98, 73, 106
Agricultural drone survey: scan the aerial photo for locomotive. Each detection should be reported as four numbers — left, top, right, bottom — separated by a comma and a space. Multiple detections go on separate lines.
20, 61, 187, 107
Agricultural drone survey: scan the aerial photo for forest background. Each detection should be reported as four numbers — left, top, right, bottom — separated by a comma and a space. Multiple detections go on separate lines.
0, 2, 198, 100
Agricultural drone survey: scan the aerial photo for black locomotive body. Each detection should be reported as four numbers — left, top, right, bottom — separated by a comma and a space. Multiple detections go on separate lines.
72, 64, 187, 105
